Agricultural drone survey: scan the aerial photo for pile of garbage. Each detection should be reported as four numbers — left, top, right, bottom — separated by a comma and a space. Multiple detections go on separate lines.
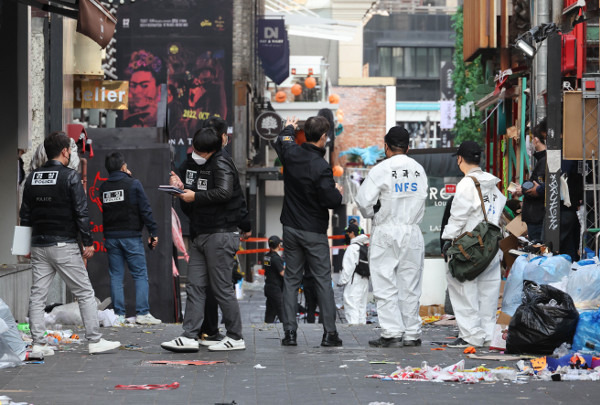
366, 360, 520, 384
503, 255, 600, 315
517, 351, 600, 382
492, 254, 600, 356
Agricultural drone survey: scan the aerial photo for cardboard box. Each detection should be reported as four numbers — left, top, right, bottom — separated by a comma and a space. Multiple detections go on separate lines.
506, 215, 528, 237
489, 312, 511, 351
419, 304, 444, 317
499, 234, 520, 275
498, 279, 506, 311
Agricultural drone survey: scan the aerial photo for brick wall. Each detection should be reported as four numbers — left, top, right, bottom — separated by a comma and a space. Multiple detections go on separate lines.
332, 86, 387, 166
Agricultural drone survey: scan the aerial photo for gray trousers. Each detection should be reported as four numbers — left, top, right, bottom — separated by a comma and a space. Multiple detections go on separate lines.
29, 243, 102, 344
282, 226, 337, 333
182, 232, 243, 340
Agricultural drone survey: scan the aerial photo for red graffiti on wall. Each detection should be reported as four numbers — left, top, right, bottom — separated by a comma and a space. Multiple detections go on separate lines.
88, 171, 108, 213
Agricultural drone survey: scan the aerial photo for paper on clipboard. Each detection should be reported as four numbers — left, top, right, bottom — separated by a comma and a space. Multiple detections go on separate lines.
158, 185, 184, 195
11, 226, 31, 255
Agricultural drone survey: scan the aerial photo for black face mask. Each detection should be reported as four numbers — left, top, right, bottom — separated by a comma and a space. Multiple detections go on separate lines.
345, 235, 351, 244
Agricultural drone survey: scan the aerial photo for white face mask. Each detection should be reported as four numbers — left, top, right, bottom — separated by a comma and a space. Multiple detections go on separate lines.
192, 151, 206, 165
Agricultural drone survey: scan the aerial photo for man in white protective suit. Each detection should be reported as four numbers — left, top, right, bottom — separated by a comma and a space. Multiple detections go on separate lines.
337, 223, 370, 325
441, 141, 506, 348
355, 126, 428, 347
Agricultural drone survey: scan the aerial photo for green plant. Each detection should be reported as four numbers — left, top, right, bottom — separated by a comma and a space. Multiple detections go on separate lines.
452, 7, 485, 144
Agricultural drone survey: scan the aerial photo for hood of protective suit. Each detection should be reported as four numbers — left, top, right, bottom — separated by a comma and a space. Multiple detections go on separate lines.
351, 234, 369, 245
441, 168, 507, 240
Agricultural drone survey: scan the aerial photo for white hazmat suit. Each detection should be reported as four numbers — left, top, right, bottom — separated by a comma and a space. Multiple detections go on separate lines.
338, 234, 370, 325
442, 168, 506, 347
355, 154, 428, 340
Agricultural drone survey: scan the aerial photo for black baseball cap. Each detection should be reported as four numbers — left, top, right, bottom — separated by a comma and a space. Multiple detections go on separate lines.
268, 235, 282, 246
345, 223, 360, 235
453, 141, 482, 161
384, 126, 410, 149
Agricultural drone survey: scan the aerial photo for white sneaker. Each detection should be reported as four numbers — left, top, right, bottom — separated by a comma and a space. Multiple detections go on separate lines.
161, 336, 199, 353
136, 313, 161, 325
199, 332, 226, 347
32, 344, 54, 356
207, 336, 245, 351
89, 338, 121, 354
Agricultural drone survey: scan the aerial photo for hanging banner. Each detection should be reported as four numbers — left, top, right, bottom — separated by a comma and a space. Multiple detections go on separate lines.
440, 61, 455, 101
73, 80, 129, 110
440, 100, 456, 130
257, 18, 289, 85
116, 0, 233, 169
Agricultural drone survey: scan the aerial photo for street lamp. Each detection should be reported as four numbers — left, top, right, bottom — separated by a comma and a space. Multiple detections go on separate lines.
515, 34, 536, 58
514, 22, 560, 58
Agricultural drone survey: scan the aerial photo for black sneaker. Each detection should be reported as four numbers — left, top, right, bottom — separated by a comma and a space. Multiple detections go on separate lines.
447, 337, 470, 348
281, 330, 297, 346
368, 336, 403, 348
321, 331, 343, 347
403, 338, 422, 347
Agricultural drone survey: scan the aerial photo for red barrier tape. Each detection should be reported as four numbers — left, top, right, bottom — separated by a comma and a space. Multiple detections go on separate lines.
114, 382, 180, 390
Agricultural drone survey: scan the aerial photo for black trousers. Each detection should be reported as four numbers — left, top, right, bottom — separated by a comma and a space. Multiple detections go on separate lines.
199, 286, 219, 336
264, 284, 284, 323
560, 209, 581, 262
282, 226, 336, 333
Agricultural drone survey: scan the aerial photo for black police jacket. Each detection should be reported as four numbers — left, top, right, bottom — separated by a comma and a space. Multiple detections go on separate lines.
273, 125, 342, 234
100, 172, 154, 238
264, 251, 284, 290
20, 160, 93, 247
182, 150, 250, 235
522, 150, 546, 224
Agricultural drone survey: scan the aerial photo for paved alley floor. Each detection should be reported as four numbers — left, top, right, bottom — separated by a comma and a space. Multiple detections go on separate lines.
1, 288, 599, 405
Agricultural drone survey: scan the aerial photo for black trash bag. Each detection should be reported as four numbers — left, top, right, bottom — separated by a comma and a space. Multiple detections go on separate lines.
506, 280, 579, 354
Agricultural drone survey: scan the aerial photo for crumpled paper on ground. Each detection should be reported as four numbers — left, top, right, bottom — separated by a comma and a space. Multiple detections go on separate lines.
366, 360, 518, 384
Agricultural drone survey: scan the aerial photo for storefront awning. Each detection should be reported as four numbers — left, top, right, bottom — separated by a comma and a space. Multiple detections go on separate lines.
14, 0, 116, 48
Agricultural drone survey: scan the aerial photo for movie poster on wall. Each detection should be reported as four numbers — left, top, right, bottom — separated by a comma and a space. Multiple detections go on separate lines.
116, 0, 233, 168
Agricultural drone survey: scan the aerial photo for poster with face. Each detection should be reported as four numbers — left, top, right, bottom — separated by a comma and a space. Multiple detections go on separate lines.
116, 0, 233, 167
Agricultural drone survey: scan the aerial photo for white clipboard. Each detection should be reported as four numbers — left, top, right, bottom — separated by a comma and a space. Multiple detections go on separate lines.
11, 226, 31, 255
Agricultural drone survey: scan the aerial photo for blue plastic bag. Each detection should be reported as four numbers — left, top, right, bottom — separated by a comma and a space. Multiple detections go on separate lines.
572, 310, 600, 353
567, 260, 600, 311
502, 255, 548, 316
523, 255, 572, 288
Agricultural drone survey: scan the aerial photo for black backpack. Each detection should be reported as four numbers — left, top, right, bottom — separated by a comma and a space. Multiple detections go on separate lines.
353, 243, 370, 280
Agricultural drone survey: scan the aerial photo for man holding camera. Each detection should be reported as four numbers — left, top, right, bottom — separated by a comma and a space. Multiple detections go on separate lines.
513, 119, 547, 242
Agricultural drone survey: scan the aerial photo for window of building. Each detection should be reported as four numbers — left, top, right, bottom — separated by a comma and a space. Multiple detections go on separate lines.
379, 47, 392, 76
378, 46, 453, 79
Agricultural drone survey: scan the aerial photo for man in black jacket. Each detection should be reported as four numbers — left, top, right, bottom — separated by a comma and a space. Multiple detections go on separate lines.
513, 119, 547, 242
161, 127, 250, 352
100, 152, 160, 326
20, 132, 121, 356
172, 117, 252, 346
273, 116, 343, 347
